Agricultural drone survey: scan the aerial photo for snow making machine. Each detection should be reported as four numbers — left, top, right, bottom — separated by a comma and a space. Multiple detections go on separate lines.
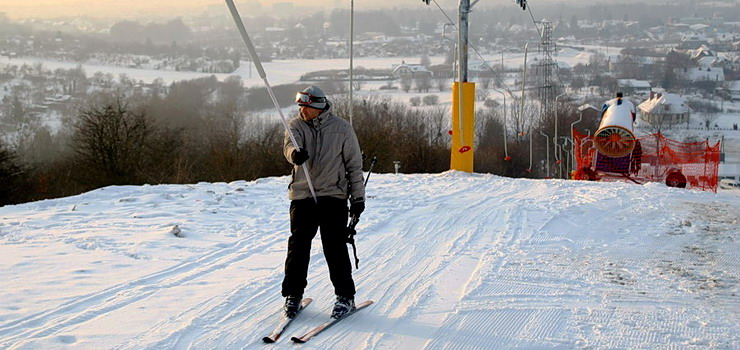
572, 93, 721, 192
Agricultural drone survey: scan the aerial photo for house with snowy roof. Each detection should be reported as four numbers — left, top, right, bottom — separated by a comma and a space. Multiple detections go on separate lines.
576, 103, 600, 124
617, 79, 651, 97
468, 60, 493, 74
683, 66, 725, 82
391, 61, 432, 79
711, 32, 737, 51
696, 56, 719, 69
678, 33, 709, 49
637, 92, 691, 127
689, 45, 715, 60
727, 80, 740, 101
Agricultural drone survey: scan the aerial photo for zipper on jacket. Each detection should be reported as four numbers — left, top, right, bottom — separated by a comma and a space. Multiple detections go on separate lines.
312, 123, 321, 173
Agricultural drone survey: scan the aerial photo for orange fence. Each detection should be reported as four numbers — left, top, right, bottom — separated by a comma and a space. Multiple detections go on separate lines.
573, 129, 720, 192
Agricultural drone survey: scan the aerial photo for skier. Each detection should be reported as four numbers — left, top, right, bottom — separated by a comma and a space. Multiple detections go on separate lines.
282, 85, 366, 319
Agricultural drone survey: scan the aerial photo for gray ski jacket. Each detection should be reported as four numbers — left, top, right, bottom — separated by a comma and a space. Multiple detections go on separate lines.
283, 105, 365, 203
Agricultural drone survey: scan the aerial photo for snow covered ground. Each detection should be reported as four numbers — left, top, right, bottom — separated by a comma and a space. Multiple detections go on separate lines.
1, 47, 591, 88
1, 172, 738, 349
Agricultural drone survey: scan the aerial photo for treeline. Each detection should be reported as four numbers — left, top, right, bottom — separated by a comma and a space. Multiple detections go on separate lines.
110, 18, 192, 45
0, 78, 589, 206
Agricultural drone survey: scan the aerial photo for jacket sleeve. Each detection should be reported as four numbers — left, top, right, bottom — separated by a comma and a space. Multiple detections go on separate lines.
284, 119, 303, 164
344, 124, 366, 202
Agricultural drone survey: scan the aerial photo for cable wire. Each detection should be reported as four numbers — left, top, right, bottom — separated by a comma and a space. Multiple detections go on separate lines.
432, 0, 517, 100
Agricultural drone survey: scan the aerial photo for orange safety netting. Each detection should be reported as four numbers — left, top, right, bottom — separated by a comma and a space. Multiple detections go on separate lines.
573, 129, 721, 192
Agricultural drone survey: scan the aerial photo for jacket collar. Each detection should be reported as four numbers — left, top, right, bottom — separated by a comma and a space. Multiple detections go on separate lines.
307, 103, 332, 128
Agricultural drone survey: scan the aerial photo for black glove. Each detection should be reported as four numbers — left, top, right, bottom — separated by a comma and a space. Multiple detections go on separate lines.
291, 148, 309, 165
349, 200, 365, 218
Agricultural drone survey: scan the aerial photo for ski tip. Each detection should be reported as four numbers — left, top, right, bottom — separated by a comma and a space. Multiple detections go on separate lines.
262, 336, 275, 343
291, 336, 306, 343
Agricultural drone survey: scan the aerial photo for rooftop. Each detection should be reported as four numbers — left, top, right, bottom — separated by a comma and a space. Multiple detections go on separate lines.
637, 93, 690, 114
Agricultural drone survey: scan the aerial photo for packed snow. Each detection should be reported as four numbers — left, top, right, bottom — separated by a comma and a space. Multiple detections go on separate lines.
1, 172, 738, 349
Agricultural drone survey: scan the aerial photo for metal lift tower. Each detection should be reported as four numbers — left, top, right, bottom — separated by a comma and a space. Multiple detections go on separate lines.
535, 20, 557, 121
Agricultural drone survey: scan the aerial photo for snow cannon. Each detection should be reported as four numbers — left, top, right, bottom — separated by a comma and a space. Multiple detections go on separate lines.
594, 93, 636, 158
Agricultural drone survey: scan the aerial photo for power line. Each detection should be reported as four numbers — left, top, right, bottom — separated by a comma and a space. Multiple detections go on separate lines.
431, 0, 517, 99
526, 4, 543, 40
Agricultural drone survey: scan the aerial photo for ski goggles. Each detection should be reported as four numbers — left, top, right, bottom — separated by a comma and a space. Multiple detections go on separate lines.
295, 92, 327, 106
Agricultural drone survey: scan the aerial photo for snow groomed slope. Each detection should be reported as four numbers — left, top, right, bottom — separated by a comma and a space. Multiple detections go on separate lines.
0, 172, 738, 349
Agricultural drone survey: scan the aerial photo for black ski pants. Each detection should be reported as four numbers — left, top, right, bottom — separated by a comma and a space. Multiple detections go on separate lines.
281, 196, 356, 298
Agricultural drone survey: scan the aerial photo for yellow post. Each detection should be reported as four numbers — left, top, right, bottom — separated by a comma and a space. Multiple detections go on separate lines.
451, 82, 476, 172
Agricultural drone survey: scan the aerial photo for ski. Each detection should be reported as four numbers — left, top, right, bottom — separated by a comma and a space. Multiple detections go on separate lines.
290, 300, 374, 343
262, 297, 313, 343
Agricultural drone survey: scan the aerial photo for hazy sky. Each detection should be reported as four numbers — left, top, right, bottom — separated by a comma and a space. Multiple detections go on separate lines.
0, 0, 693, 21
0, 0, 224, 19
0, 0, 569, 20
3, 0, 321, 19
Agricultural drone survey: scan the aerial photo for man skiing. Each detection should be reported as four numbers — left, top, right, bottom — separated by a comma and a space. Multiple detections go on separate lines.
282, 85, 365, 319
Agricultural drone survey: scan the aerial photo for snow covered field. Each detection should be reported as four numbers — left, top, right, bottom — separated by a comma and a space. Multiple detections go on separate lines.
1, 47, 591, 88
1, 173, 738, 349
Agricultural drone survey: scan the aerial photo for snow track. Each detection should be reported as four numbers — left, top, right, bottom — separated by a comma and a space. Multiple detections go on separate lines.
0, 173, 738, 349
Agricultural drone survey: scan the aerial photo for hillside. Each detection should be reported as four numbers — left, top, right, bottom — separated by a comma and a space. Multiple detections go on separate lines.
0, 173, 738, 349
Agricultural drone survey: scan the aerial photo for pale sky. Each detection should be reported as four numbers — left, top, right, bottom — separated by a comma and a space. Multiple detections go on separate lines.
0, 0, 617, 20
0, 0, 519, 20
1, 0, 364, 19
0, 0, 225, 19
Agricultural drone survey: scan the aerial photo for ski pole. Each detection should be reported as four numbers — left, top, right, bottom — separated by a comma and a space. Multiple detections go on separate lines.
364, 156, 377, 187
348, 155, 377, 269
225, 0, 317, 203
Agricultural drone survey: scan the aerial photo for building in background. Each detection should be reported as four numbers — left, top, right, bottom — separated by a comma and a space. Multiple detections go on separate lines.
637, 92, 691, 127
617, 79, 651, 97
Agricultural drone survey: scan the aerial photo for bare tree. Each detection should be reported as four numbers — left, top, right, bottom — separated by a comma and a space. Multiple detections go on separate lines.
72, 95, 152, 185
434, 76, 448, 91
476, 86, 489, 101
0, 141, 28, 205
401, 75, 413, 93
204, 106, 248, 182
700, 111, 719, 129
409, 96, 421, 106
352, 78, 365, 91
415, 74, 432, 93
507, 97, 539, 139
479, 75, 493, 89
422, 94, 439, 106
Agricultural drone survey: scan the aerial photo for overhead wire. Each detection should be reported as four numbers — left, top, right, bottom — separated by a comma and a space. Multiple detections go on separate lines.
522, 0, 565, 175
526, 3, 543, 40
430, 0, 564, 165
523, 1, 565, 86
431, 0, 539, 162
432, 0, 517, 100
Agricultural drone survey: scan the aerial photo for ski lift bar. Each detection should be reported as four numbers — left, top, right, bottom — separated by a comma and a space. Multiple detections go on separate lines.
225, 0, 318, 203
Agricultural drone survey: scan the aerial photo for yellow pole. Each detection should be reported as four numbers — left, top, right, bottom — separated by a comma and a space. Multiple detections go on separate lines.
451, 82, 476, 172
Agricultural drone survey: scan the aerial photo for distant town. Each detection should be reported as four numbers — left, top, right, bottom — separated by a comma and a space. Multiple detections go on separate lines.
0, 0, 739, 204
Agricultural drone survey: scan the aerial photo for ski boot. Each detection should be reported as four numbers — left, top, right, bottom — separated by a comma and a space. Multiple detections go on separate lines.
284, 295, 302, 318
331, 296, 355, 319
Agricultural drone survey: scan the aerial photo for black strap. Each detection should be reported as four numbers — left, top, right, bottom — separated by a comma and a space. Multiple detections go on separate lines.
348, 235, 360, 269
347, 215, 360, 269
346, 156, 375, 270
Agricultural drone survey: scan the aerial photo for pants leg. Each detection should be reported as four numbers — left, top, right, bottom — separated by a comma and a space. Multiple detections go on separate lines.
318, 197, 356, 297
281, 198, 319, 297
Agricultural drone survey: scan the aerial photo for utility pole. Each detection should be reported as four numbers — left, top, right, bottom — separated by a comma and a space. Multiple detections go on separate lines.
419, 0, 528, 172
449, 0, 476, 172
349, 0, 354, 126
422, 0, 475, 171
458, 0, 470, 84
